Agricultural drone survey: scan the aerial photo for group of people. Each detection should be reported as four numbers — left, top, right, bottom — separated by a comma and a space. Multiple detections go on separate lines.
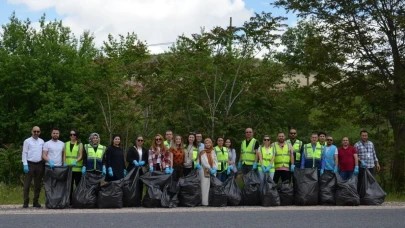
21, 126, 380, 208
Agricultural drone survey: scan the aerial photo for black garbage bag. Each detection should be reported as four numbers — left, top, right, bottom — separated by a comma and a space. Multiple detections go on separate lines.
223, 173, 242, 206
72, 172, 104, 208
359, 169, 386, 205
242, 170, 261, 206
161, 174, 179, 208
277, 181, 294, 206
320, 171, 337, 205
122, 167, 142, 207
335, 174, 360, 206
97, 179, 124, 208
178, 169, 201, 207
140, 171, 172, 208
44, 166, 72, 209
294, 168, 319, 206
209, 175, 227, 207
261, 173, 280, 207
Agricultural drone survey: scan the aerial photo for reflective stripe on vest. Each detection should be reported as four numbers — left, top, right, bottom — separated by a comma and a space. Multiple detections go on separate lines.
274, 143, 290, 168
65, 142, 83, 172
258, 146, 275, 173
241, 138, 257, 165
324, 145, 337, 170
304, 143, 322, 168
192, 147, 198, 168
287, 139, 302, 162
164, 141, 171, 149
85, 144, 105, 171
215, 146, 229, 172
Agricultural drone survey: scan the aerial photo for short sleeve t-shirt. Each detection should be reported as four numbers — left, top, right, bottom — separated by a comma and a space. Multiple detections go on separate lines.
43, 140, 65, 166
338, 146, 357, 172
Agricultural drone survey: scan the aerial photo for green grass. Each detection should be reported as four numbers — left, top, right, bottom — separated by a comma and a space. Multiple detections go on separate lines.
385, 192, 405, 202
0, 184, 45, 205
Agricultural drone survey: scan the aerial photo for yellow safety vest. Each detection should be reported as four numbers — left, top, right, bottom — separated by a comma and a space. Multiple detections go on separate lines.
85, 144, 106, 172
304, 143, 323, 168
192, 146, 198, 168
258, 146, 275, 173
287, 139, 302, 162
215, 146, 229, 172
274, 142, 291, 169
241, 138, 257, 165
65, 142, 83, 172
164, 140, 172, 149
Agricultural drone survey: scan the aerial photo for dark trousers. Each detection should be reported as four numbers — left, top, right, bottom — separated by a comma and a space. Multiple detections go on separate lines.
183, 167, 192, 177
69, 171, 82, 205
358, 167, 375, 190
23, 161, 44, 203
216, 171, 228, 182
242, 164, 253, 175
273, 170, 290, 184
173, 164, 183, 181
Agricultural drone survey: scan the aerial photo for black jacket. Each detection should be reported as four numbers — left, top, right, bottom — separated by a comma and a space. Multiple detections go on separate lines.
126, 145, 149, 171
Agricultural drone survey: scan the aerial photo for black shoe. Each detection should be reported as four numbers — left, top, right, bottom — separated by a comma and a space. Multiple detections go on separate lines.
23, 201, 29, 208
33, 202, 41, 208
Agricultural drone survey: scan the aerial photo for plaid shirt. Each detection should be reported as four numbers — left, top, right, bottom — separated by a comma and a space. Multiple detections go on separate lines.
354, 140, 378, 168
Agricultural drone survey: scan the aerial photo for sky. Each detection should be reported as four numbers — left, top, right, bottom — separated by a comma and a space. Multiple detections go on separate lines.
0, 0, 297, 53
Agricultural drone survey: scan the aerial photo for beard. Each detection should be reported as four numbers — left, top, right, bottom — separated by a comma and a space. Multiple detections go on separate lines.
52, 136, 59, 140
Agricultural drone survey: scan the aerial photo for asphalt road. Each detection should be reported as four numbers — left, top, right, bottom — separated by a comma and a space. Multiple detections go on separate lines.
1, 206, 405, 228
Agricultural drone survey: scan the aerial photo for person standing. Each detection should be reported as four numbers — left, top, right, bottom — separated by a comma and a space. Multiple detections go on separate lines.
214, 137, 230, 182
170, 135, 184, 179
148, 134, 166, 172
338, 137, 359, 180
258, 136, 275, 187
164, 130, 174, 149
199, 138, 218, 206
63, 129, 83, 206
273, 132, 294, 184
224, 138, 237, 176
196, 132, 205, 152
286, 129, 303, 168
163, 138, 174, 175
42, 128, 64, 170
82, 133, 107, 176
105, 134, 126, 182
301, 133, 323, 172
22, 126, 45, 208
184, 133, 199, 176
126, 135, 148, 172
355, 130, 380, 187
237, 128, 261, 174
320, 136, 338, 176
318, 131, 327, 149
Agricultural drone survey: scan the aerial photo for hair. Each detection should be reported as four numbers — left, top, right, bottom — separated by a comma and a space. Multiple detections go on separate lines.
152, 134, 166, 151
52, 127, 60, 132
277, 132, 285, 136
89, 133, 100, 144
171, 135, 184, 150
166, 130, 173, 134
262, 135, 272, 147
289, 128, 297, 133
342, 136, 349, 141
360, 130, 368, 135
134, 135, 143, 144
318, 131, 326, 137
195, 132, 202, 136
70, 129, 81, 144
215, 136, 224, 146
224, 138, 234, 150
185, 133, 198, 148
311, 132, 319, 136
111, 134, 121, 147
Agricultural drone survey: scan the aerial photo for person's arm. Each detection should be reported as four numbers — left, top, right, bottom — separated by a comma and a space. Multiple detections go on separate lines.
372, 143, 380, 171
229, 148, 236, 165
256, 147, 262, 165
62, 146, 66, 165
270, 146, 275, 165
170, 152, 173, 168
102, 147, 107, 166
334, 148, 338, 167
22, 139, 29, 165
320, 149, 325, 170
148, 149, 154, 166
200, 153, 210, 169
122, 148, 126, 170
77, 143, 83, 162
213, 151, 218, 170
42, 143, 50, 162
289, 144, 294, 165
354, 153, 359, 166
301, 147, 306, 168
126, 147, 135, 164
82, 145, 87, 165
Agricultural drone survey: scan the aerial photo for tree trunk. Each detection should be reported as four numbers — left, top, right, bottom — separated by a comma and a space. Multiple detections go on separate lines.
390, 120, 405, 192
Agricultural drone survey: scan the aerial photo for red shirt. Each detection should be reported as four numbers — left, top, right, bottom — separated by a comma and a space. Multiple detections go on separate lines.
338, 146, 357, 171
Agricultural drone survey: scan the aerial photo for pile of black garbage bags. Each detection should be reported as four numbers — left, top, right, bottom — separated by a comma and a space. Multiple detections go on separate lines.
44, 167, 386, 209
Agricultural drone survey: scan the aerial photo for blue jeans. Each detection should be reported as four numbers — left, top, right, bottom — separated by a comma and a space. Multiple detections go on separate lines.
339, 171, 353, 180
216, 172, 228, 182
258, 171, 275, 188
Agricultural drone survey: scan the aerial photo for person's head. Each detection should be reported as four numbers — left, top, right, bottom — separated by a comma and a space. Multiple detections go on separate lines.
31, 126, 41, 139
224, 138, 233, 149
360, 130, 368, 142
153, 134, 164, 149
318, 131, 326, 143
136, 135, 144, 147
51, 128, 60, 141
289, 128, 297, 140
204, 138, 213, 150
165, 130, 173, 141
187, 133, 197, 147
69, 129, 80, 144
263, 135, 271, 146
277, 132, 285, 143
195, 132, 203, 143
89, 133, 100, 146
311, 132, 318, 144
342, 136, 350, 147
216, 137, 224, 147
111, 134, 121, 147
173, 135, 183, 149
245, 128, 253, 140
326, 136, 333, 146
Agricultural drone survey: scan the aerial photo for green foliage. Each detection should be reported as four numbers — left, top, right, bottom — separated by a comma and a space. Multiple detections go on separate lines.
0, 145, 22, 185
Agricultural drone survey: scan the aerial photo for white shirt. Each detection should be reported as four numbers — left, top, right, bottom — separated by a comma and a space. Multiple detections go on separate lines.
43, 140, 64, 166
137, 147, 142, 162
22, 137, 44, 165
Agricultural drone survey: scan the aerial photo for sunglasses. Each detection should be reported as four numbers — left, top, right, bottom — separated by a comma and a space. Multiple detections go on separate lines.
263, 139, 270, 141
245, 131, 252, 133
137, 139, 144, 142
327, 139, 333, 141
70, 134, 76, 136
155, 138, 162, 141
33, 131, 40, 133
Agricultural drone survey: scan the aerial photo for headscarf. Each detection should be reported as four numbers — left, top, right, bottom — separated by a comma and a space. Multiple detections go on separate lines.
89, 132, 100, 146
200, 138, 214, 167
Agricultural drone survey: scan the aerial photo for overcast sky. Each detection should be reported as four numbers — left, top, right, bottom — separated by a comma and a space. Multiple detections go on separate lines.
0, 0, 297, 53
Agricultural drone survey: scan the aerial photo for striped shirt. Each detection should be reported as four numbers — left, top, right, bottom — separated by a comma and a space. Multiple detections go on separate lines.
354, 140, 378, 168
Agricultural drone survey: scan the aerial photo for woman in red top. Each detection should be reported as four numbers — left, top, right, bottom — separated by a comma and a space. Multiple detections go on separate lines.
148, 134, 166, 172
170, 135, 183, 180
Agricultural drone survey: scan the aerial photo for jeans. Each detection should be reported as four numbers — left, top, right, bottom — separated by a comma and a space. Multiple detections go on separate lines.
339, 171, 354, 180
258, 171, 275, 188
216, 172, 228, 182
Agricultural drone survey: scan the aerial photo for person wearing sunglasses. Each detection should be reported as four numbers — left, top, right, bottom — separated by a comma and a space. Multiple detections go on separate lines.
148, 134, 166, 172
105, 134, 126, 182
82, 133, 107, 176
273, 132, 295, 184
62, 129, 83, 206
126, 136, 148, 172
286, 129, 303, 169
22, 126, 45, 208
199, 138, 218, 206
320, 136, 338, 176
237, 128, 261, 175
258, 136, 275, 187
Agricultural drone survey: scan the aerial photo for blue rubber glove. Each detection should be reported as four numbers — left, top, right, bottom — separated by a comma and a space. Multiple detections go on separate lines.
108, 167, 113, 177
63, 163, 68, 167
102, 166, 106, 175
227, 166, 232, 175
123, 169, 127, 176
169, 168, 174, 174
361, 160, 366, 168
268, 165, 272, 171
133, 160, 139, 167
48, 160, 55, 169
196, 163, 202, 170
23, 165, 29, 174
139, 161, 145, 166
72, 161, 77, 166
237, 162, 242, 170
81, 166, 86, 174
334, 166, 338, 173
165, 167, 170, 174
252, 162, 258, 170
209, 168, 216, 175
290, 164, 295, 172
320, 169, 324, 176
261, 165, 266, 172
353, 165, 359, 175
149, 166, 153, 172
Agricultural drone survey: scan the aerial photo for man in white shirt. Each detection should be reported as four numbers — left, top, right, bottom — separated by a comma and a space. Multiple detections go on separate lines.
42, 128, 64, 169
22, 126, 45, 208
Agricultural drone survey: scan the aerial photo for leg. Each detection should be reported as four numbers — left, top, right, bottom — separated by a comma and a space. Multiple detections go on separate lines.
242, 165, 252, 175
258, 171, 264, 188
368, 168, 375, 176
33, 163, 44, 205
270, 172, 275, 180
23, 164, 34, 204
273, 170, 281, 184
280, 170, 291, 183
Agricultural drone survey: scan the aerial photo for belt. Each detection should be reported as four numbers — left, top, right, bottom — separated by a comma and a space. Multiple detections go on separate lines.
28, 160, 42, 165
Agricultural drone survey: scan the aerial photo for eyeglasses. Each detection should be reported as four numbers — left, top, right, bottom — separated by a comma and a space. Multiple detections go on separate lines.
263, 139, 270, 141
70, 134, 76, 136
33, 131, 40, 133
290, 132, 296, 135
245, 131, 252, 133
327, 139, 333, 141
155, 138, 162, 141
137, 139, 144, 142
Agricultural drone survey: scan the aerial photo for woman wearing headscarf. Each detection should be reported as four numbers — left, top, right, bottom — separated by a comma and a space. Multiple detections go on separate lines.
148, 134, 166, 172
199, 138, 218, 206
82, 132, 107, 176
105, 134, 126, 182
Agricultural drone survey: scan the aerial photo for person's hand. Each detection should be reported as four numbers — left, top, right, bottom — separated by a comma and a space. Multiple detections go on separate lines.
23, 165, 29, 174
108, 167, 113, 177
123, 169, 127, 176
261, 165, 266, 173
49, 160, 55, 169
72, 161, 77, 166
81, 166, 86, 174
290, 164, 295, 172
133, 160, 139, 167
353, 165, 359, 175
149, 166, 153, 172
63, 163, 68, 167
334, 166, 339, 173
253, 162, 258, 170
227, 166, 232, 175
237, 162, 242, 170
139, 161, 146, 166
102, 166, 106, 176
376, 162, 381, 172
320, 169, 324, 176
361, 160, 366, 168
210, 168, 216, 175
169, 168, 174, 174
165, 167, 170, 174
196, 163, 202, 170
